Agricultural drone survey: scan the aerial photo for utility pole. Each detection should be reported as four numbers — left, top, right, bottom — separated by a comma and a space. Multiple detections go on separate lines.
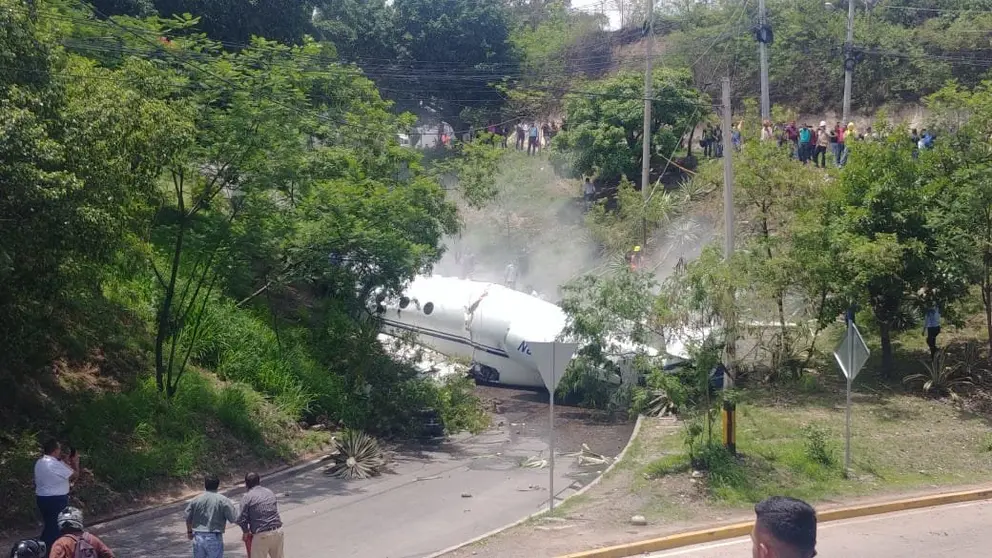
721, 77, 737, 455
757, 0, 771, 120
641, 0, 654, 203
721, 78, 734, 273
842, 0, 856, 123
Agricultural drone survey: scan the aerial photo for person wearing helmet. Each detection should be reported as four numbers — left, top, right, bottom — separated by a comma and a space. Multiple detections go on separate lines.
49, 507, 114, 558
629, 245, 642, 271
9, 539, 46, 558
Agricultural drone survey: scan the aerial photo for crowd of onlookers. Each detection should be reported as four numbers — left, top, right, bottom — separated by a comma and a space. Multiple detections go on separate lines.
697, 119, 937, 168
12, 439, 286, 558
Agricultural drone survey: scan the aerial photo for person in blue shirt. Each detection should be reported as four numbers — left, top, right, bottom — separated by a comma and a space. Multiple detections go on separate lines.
924, 304, 941, 359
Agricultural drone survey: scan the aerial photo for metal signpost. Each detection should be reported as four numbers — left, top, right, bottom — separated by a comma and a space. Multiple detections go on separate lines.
529, 341, 579, 513
833, 322, 869, 475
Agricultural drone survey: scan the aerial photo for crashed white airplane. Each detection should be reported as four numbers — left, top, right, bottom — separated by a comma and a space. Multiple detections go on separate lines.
375, 275, 683, 389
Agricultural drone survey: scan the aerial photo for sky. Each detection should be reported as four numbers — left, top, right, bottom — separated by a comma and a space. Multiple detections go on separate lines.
570, 0, 623, 30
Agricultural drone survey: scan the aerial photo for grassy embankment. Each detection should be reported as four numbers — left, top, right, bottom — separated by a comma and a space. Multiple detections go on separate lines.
635, 311, 992, 519
0, 246, 489, 535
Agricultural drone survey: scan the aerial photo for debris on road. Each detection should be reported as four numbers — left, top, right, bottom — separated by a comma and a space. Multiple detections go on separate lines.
629, 515, 648, 526
416, 475, 443, 481
521, 456, 548, 469
563, 443, 613, 467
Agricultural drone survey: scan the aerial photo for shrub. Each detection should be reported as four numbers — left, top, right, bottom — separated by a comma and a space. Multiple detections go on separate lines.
903, 350, 973, 398
800, 423, 835, 466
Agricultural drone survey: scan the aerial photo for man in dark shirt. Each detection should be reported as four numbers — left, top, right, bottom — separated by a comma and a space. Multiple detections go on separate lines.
237, 473, 284, 558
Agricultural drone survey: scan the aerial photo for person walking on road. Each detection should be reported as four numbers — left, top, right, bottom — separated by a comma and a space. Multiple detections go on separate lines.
35, 439, 79, 551
48, 507, 114, 558
751, 496, 817, 558
185, 475, 238, 558
238, 473, 285, 558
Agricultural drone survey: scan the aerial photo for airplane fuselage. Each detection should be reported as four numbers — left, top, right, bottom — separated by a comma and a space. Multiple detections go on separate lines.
378, 275, 568, 388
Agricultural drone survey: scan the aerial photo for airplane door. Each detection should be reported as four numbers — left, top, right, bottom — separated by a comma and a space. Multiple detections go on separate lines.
465, 290, 512, 355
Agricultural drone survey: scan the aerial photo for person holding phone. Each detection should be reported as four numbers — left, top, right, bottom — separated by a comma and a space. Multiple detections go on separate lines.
34, 439, 79, 550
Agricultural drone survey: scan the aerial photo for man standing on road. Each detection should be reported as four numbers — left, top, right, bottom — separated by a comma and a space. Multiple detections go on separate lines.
751, 496, 817, 558
48, 507, 114, 558
185, 475, 238, 558
34, 439, 79, 551
238, 473, 285, 558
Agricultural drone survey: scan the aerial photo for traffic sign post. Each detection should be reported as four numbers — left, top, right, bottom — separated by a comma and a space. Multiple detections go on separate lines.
833, 322, 869, 476
528, 341, 579, 513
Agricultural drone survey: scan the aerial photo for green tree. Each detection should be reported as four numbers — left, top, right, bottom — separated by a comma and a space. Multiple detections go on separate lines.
827, 134, 968, 374
557, 268, 661, 409
925, 81, 992, 357
312, 0, 397, 62
550, 68, 704, 186
389, 0, 517, 129
0, 3, 182, 371
733, 141, 819, 372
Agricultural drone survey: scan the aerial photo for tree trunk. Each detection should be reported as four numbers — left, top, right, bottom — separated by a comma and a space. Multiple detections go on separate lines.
879, 320, 894, 378
983, 279, 992, 361
155, 219, 185, 394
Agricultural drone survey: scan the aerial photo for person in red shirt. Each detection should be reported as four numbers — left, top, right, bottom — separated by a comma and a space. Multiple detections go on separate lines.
833, 121, 845, 166
48, 507, 114, 558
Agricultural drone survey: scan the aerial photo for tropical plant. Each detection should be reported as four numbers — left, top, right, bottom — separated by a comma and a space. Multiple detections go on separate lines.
903, 350, 973, 398
325, 430, 387, 480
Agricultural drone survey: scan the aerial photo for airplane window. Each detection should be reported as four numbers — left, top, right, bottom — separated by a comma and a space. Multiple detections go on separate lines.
399, 296, 410, 309
423, 302, 434, 315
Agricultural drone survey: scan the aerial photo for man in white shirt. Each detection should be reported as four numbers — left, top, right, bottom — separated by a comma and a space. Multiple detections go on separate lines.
34, 439, 79, 550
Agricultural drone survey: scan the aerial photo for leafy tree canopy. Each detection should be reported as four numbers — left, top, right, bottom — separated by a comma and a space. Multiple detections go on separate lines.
550, 68, 705, 186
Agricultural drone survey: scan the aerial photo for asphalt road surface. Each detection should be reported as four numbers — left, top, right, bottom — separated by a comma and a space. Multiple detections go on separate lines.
647, 499, 992, 558
89, 387, 632, 558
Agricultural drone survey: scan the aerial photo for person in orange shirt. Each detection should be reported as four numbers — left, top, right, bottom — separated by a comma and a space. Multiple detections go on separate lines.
48, 507, 114, 558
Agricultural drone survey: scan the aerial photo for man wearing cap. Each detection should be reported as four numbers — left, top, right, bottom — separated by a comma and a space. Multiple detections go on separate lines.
814, 121, 829, 168
48, 507, 114, 558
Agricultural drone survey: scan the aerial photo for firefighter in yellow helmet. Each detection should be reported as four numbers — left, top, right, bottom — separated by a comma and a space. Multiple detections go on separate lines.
628, 245, 642, 271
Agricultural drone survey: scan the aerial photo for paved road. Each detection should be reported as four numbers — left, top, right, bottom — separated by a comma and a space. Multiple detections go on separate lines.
647, 499, 992, 558
91, 390, 629, 558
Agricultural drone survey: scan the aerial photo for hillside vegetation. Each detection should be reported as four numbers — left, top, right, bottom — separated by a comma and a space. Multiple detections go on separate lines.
0, 0, 489, 530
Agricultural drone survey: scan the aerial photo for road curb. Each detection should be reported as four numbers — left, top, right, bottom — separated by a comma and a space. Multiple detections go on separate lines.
557, 486, 992, 558
88, 454, 330, 534
427, 414, 646, 558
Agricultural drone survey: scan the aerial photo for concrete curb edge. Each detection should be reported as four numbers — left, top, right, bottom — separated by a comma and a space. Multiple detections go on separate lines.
557, 486, 992, 558
426, 414, 647, 558
88, 454, 330, 534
